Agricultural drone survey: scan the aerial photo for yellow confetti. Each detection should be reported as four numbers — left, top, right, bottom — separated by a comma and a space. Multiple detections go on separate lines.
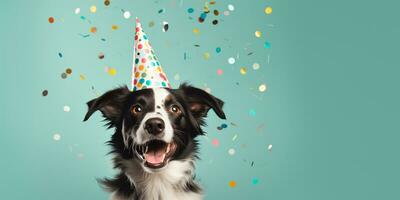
193, 28, 200, 35
240, 67, 247, 75
108, 68, 117, 76
203, 52, 210, 60
90, 5, 97, 13
265, 6, 272, 15
111, 25, 119, 30
79, 74, 86, 80
259, 83, 267, 92
255, 30, 262, 38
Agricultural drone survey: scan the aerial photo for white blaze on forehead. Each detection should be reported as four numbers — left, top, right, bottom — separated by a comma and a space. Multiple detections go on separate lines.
133, 88, 174, 144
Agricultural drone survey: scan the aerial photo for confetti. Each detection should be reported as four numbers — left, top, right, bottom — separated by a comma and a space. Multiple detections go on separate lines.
148, 21, 155, 27
158, 8, 165, 14
48, 17, 54, 23
232, 134, 237, 141
228, 57, 235, 64
80, 16, 86, 20
90, 5, 97, 13
212, 20, 218, 25
108, 67, 117, 76
58, 52, 63, 58
259, 84, 267, 92
249, 109, 256, 117
61, 73, 67, 79
252, 62, 260, 70
252, 178, 259, 185
255, 30, 262, 38
123, 11, 131, 19
193, 28, 200, 34
265, 6, 273, 15
104, 0, 110, 6
203, 52, 210, 60
74, 8, 80, 14
217, 69, 223, 75
229, 180, 236, 188
228, 4, 235, 11
42, 90, 48, 96
65, 68, 72, 75
240, 67, 247, 75
53, 133, 61, 141
228, 148, 235, 155
63, 106, 71, 112
174, 73, 180, 80
90, 26, 97, 33
264, 41, 271, 48
111, 25, 119, 30
79, 74, 86, 80
223, 11, 230, 16
216, 47, 221, 53
268, 144, 273, 151
213, 9, 219, 16
162, 21, 169, 32
212, 139, 219, 147
98, 52, 105, 59
187, 8, 194, 13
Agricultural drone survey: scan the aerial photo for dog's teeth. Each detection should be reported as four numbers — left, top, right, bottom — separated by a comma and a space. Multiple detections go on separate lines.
166, 144, 170, 153
145, 145, 149, 154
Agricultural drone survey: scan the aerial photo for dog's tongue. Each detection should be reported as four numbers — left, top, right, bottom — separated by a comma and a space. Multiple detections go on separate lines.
144, 149, 165, 165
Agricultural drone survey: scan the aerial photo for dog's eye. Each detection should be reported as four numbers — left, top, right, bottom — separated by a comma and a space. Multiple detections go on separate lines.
170, 105, 181, 113
131, 105, 142, 114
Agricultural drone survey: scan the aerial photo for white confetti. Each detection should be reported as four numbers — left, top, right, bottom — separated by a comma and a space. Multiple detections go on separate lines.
228, 4, 235, 11
228, 148, 235, 155
63, 105, 71, 112
53, 133, 61, 141
74, 8, 80, 14
258, 84, 267, 92
228, 57, 235, 64
123, 11, 131, 19
232, 134, 238, 141
268, 144, 273, 151
252, 62, 260, 70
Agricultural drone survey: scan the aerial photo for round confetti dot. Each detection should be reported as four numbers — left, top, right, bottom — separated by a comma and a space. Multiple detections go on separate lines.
162, 21, 169, 32
252, 63, 260, 70
98, 53, 105, 59
217, 69, 223, 75
252, 178, 259, 185
228, 148, 235, 155
229, 181, 236, 188
228, 57, 235, 64
212, 139, 219, 147
111, 25, 119, 30
149, 21, 155, 27
123, 11, 131, 19
255, 30, 262, 38
53, 133, 61, 141
264, 41, 271, 49
193, 28, 200, 34
90, 5, 97, 13
240, 67, 247, 75
104, 0, 110, 6
75, 8, 81, 14
203, 52, 210, 60
268, 144, 273, 151
212, 20, 218, 25
216, 47, 221, 53
63, 106, 71, 112
228, 4, 235, 11
213, 9, 219, 16
61, 73, 67, 79
42, 90, 48, 96
221, 123, 228, 128
187, 8, 194, 13
223, 11, 230, 16
90, 27, 97, 33
249, 109, 256, 117
259, 83, 267, 92
65, 68, 72, 75
48, 17, 54, 23
108, 68, 117, 76
265, 6, 273, 15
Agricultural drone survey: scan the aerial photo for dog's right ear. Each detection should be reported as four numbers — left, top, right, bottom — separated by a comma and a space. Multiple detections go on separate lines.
83, 86, 131, 124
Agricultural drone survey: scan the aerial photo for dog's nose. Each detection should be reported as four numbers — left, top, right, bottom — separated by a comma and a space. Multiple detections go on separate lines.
145, 118, 165, 135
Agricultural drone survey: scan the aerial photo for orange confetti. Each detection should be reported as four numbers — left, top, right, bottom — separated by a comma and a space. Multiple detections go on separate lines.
48, 17, 54, 23
90, 27, 97, 33
229, 180, 236, 188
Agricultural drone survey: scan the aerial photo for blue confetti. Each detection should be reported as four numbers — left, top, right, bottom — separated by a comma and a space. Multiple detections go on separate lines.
58, 52, 63, 58
249, 109, 256, 117
264, 41, 271, 49
216, 47, 221, 53
187, 8, 194, 13
252, 178, 259, 185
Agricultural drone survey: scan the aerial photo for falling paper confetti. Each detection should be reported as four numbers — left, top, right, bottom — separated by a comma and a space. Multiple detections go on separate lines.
212, 139, 219, 147
264, 41, 271, 48
149, 21, 155, 27
74, 8, 80, 14
228, 57, 235, 64
61, 73, 67, 79
111, 25, 119, 30
216, 47, 221, 53
90, 5, 97, 13
265, 6, 273, 15
65, 68, 72, 75
232, 134, 238, 141
48, 17, 54, 23
228, 148, 235, 156
108, 67, 117, 76
203, 52, 210, 60
193, 28, 200, 34
90, 27, 97, 33
53, 133, 61, 141
259, 83, 267, 92
79, 74, 86, 80
252, 62, 260, 70
268, 144, 273, 151
123, 11, 131, 19
217, 69, 223, 75
42, 90, 48, 96
104, 0, 110, 6
252, 178, 259, 185
229, 180, 236, 188
98, 52, 105, 59
228, 4, 235, 11
63, 106, 71, 112
162, 21, 169, 32
240, 67, 247, 75
223, 11, 230, 16
249, 109, 256, 117
187, 8, 194, 13
255, 30, 262, 38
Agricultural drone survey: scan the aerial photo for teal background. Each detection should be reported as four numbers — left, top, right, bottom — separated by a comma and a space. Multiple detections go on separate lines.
1, 0, 399, 199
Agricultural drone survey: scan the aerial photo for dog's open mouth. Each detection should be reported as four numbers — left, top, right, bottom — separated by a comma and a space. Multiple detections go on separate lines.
135, 140, 177, 169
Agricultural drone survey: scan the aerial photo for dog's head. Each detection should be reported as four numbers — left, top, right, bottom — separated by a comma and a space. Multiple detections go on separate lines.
84, 84, 226, 172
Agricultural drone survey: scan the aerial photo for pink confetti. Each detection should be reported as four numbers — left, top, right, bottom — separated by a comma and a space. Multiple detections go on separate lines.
212, 139, 219, 147
217, 69, 223, 75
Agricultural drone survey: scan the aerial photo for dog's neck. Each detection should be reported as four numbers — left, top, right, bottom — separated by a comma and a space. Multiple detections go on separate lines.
114, 156, 202, 200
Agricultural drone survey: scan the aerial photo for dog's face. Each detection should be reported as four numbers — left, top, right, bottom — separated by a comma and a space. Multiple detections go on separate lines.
84, 84, 225, 172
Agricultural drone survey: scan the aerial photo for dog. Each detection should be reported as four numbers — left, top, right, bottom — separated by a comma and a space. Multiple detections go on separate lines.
83, 83, 226, 200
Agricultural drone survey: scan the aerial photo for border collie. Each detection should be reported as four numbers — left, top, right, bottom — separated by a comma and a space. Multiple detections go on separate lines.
84, 83, 226, 200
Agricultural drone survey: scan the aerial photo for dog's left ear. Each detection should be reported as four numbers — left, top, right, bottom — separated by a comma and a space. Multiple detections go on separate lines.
83, 86, 131, 124
179, 84, 226, 120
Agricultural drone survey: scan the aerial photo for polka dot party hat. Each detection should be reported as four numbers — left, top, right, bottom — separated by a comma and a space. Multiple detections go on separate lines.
131, 17, 171, 91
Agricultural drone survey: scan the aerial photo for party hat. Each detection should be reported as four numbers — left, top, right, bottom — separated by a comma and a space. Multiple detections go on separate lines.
131, 18, 171, 91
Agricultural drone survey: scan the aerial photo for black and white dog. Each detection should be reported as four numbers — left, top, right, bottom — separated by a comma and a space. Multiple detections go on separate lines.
84, 83, 226, 200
